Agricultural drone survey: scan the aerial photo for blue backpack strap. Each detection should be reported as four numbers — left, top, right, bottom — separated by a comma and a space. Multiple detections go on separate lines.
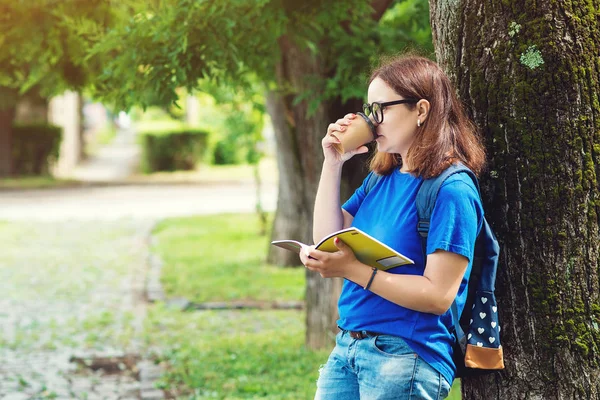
416, 162, 480, 354
416, 163, 480, 239
365, 171, 382, 195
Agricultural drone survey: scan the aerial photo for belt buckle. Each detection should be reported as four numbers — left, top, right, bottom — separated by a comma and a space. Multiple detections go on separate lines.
350, 331, 365, 340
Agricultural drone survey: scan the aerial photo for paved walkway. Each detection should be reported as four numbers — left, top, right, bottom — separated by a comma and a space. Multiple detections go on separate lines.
0, 126, 276, 221
0, 182, 276, 221
0, 129, 278, 399
0, 220, 152, 399
70, 128, 140, 182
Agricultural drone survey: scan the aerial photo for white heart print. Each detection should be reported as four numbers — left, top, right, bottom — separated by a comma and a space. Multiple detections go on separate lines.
479, 312, 487, 319
477, 342, 483, 347
491, 322, 497, 328
492, 306, 497, 313
481, 297, 488, 304
470, 319, 473, 324
468, 333, 472, 340
478, 328, 485, 334
489, 337, 496, 344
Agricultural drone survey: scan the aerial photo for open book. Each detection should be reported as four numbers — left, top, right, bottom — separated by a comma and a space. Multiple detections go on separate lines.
271, 227, 414, 271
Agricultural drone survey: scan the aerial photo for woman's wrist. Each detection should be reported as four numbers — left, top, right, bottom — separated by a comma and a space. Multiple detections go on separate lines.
345, 260, 375, 288
322, 159, 344, 171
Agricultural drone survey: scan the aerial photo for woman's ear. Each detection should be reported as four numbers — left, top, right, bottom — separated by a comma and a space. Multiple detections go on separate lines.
417, 99, 430, 122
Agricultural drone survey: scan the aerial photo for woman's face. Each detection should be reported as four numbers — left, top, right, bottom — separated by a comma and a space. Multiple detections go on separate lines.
367, 77, 419, 155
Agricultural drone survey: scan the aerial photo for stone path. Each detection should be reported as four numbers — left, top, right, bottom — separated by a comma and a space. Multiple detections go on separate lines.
0, 220, 153, 399
69, 127, 140, 183
0, 182, 276, 221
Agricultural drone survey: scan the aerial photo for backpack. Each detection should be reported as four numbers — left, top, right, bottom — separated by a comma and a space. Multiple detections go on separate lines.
365, 163, 505, 377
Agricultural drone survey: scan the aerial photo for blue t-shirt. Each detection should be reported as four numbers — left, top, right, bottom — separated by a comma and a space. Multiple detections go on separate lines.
340, 167, 483, 384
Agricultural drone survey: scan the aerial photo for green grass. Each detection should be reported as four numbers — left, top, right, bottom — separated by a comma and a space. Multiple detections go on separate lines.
152, 213, 303, 303
144, 306, 327, 399
449, 380, 461, 400
0, 176, 79, 190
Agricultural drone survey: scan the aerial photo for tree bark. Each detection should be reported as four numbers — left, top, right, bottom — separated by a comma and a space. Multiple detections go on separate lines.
15, 91, 49, 124
430, 0, 600, 398
0, 106, 16, 177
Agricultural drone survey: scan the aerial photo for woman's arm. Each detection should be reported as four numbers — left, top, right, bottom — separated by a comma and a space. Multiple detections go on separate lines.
312, 163, 344, 243
347, 250, 468, 315
301, 241, 467, 315
313, 113, 367, 243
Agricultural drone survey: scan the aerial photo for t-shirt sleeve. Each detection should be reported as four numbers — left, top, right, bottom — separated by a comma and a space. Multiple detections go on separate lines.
341, 174, 370, 217
426, 177, 483, 261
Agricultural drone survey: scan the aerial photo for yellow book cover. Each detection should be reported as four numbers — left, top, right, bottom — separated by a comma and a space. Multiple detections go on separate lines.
271, 227, 414, 271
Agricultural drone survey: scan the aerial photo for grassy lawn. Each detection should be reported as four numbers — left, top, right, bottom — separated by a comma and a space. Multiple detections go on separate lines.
149, 213, 461, 399
0, 176, 80, 190
152, 213, 303, 303
144, 306, 328, 399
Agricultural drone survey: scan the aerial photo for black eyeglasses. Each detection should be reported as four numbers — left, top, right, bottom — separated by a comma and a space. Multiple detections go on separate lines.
363, 99, 420, 124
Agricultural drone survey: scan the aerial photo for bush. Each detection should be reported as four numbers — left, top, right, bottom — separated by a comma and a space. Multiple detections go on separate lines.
139, 128, 209, 173
212, 137, 242, 165
12, 124, 62, 175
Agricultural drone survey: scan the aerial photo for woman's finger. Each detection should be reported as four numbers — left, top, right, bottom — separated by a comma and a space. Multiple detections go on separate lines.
327, 123, 346, 134
323, 133, 341, 144
344, 113, 357, 120
335, 118, 351, 126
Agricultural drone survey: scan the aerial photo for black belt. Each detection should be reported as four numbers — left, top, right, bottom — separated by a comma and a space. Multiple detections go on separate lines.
347, 330, 379, 340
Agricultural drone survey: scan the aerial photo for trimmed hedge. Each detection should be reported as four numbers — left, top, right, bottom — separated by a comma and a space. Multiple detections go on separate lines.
212, 137, 241, 165
12, 124, 62, 175
139, 129, 209, 173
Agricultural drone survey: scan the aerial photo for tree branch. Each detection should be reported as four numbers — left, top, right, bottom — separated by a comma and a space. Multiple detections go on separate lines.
370, 0, 394, 22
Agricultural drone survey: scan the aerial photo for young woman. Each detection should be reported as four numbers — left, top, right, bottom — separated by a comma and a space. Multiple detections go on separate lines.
300, 55, 486, 400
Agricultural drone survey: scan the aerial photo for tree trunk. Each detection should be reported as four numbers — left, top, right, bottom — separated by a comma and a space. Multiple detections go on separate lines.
430, 0, 600, 398
15, 91, 49, 124
265, 35, 371, 349
0, 106, 16, 177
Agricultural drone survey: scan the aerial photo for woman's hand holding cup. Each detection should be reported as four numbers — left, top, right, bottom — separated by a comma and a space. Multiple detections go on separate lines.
322, 113, 371, 166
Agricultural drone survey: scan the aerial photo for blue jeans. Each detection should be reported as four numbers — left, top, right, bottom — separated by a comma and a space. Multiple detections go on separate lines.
315, 330, 451, 400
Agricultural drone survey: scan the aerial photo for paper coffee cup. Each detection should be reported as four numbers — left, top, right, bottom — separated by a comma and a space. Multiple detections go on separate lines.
331, 112, 377, 155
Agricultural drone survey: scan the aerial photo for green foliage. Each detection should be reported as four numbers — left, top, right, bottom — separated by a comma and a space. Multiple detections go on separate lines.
89, 0, 286, 110
91, 0, 433, 114
151, 213, 304, 302
139, 128, 209, 173
312, 0, 434, 111
0, 0, 127, 102
216, 103, 265, 165
11, 124, 62, 175
213, 138, 241, 165
197, 79, 266, 166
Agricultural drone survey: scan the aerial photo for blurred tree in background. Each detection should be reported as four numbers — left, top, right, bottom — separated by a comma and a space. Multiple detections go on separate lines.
0, 0, 129, 176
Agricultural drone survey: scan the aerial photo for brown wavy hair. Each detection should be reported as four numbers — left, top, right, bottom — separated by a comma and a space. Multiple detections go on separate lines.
368, 55, 486, 178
